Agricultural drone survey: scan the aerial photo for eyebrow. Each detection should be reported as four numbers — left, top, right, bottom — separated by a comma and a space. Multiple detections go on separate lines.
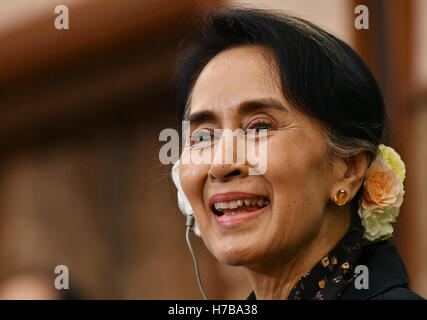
238, 98, 288, 115
186, 98, 288, 126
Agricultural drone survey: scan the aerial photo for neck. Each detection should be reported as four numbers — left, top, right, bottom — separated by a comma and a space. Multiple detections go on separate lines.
244, 204, 352, 300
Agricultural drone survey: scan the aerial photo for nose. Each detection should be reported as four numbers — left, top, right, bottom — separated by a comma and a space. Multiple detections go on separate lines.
208, 129, 249, 182
209, 163, 249, 182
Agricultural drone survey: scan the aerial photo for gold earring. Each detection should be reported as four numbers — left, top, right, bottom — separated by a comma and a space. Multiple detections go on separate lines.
334, 189, 348, 206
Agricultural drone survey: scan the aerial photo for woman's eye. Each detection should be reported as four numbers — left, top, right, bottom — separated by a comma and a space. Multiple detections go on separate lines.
247, 121, 271, 132
191, 130, 212, 143
198, 135, 210, 141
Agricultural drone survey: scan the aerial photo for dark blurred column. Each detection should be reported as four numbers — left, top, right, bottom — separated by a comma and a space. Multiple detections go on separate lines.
353, 0, 424, 295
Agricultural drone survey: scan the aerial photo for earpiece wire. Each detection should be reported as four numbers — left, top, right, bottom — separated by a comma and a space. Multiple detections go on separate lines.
185, 220, 208, 300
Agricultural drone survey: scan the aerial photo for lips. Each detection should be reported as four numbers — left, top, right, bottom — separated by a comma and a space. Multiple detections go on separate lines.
209, 192, 270, 227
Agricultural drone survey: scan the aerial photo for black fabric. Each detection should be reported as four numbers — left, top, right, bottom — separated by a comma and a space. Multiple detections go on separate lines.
246, 213, 424, 300
339, 240, 424, 300
287, 211, 363, 300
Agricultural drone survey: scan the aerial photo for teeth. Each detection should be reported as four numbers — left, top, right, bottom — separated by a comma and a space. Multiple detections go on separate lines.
213, 197, 268, 211
229, 201, 238, 209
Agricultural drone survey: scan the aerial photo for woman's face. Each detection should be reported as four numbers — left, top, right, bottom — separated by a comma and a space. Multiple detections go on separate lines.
180, 45, 337, 267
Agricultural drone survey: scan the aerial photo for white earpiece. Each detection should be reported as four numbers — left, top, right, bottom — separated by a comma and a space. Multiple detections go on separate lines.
171, 160, 201, 236
172, 160, 207, 299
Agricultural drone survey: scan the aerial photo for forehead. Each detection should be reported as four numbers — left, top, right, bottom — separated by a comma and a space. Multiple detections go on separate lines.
189, 45, 281, 114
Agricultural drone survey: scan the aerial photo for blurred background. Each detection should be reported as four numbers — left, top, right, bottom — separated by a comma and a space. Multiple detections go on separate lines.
0, 0, 425, 299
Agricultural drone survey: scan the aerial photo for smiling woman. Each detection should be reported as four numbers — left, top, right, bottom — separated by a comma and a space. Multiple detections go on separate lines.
171, 7, 424, 300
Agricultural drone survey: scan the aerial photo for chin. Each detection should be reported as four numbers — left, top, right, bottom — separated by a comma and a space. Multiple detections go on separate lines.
209, 240, 263, 267
216, 254, 249, 267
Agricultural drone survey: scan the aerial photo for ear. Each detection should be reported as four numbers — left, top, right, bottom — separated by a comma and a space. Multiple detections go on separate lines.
330, 152, 370, 203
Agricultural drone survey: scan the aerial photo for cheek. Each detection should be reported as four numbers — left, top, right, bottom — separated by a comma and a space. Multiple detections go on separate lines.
264, 134, 330, 238
266, 133, 329, 193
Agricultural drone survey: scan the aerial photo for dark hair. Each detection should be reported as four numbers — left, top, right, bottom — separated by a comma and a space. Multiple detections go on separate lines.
174, 6, 386, 211
175, 6, 385, 156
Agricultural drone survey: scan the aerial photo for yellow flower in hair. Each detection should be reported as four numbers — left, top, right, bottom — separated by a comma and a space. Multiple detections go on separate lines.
359, 207, 399, 242
377, 144, 406, 183
359, 144, 406, 242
